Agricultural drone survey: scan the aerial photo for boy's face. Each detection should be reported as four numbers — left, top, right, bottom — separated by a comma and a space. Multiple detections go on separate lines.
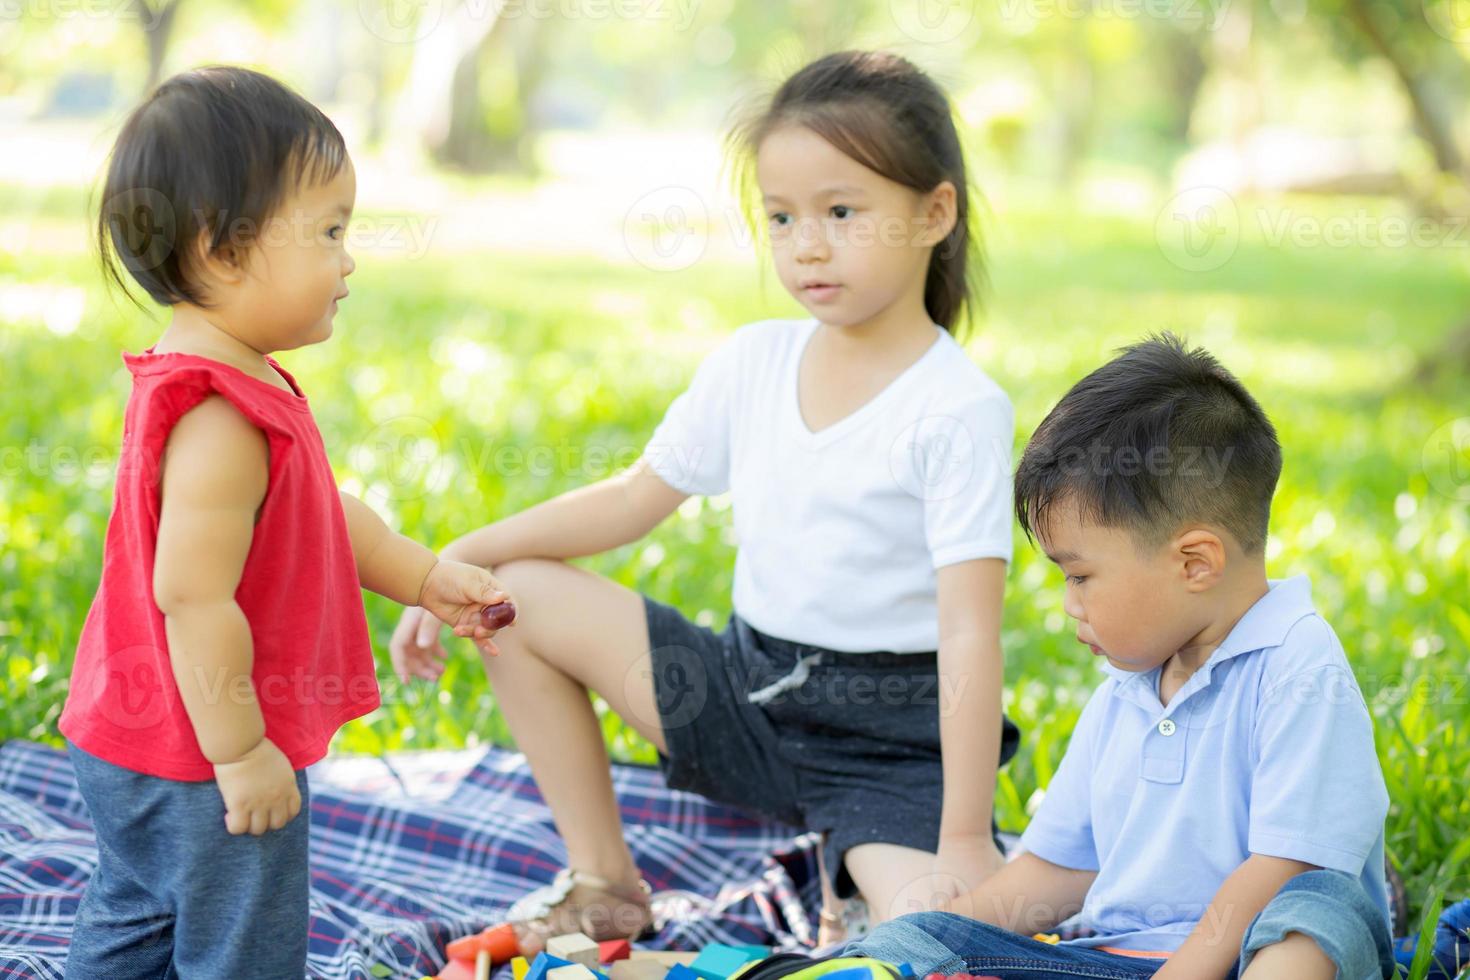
1038, 496, 1206, 673
227, 156, 357, 351
755, 125, 951, 329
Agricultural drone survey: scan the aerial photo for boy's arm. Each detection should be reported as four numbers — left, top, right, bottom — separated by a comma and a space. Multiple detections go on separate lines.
439, 459, 688, 567
934, 558, 1008, 880
943, 851, 1097, 935
1152, 855, 1317, 979
153, 396, 271, 764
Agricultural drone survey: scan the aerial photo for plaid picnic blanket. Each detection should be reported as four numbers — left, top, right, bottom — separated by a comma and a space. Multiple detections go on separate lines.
0, 739, 823, 980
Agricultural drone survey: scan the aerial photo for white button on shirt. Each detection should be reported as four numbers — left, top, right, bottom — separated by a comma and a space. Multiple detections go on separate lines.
640, 318, 1015, 653
1019, 576, 1390, 954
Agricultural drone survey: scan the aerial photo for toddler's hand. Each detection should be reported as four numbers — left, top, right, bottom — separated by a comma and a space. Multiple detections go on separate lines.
417, 560, 514, 655
213, 737, 301, 836
391, 605, 448, 683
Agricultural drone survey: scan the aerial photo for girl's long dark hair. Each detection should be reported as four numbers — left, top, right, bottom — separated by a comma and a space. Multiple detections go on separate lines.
729, 51, 983, 337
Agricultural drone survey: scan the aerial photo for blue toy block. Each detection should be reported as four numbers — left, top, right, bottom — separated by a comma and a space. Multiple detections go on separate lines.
897, 965, 915, 978
727, 946, 771, 961
527, 953, 605, 980
667, 965, 704, 980
688, 945, 764, 980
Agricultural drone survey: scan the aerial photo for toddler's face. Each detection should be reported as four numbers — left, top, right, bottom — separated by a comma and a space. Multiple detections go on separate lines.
230, 157, 357, 351
755, 125, 949, 329
1037, 496, 1204, 675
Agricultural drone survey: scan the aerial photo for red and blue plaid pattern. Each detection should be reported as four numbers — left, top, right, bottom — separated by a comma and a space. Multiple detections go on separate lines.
0, 740, 823, 979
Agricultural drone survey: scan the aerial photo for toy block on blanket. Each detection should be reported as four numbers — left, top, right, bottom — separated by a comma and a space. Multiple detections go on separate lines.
599, 939, 632, 963
549, 965, 605, 980
688, 944, 765, 980
548, 933, 602, 969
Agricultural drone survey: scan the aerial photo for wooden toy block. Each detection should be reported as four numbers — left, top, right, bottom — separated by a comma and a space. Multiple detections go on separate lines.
513, 956, 531, 980
610, 960, 671, 980
688, 944, 763, 980
548, 965, 603, 980
665, 965, 702, 980
628, 951, 697, 966
547, 933, 601, 969
598, 939, 632, 964
477, 950, 493, 980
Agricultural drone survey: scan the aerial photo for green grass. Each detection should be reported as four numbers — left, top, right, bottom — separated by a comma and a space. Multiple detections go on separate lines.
2, 189, 1468, 955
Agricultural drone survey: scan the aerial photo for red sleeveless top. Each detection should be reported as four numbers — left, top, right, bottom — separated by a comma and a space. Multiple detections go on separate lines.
60, 349, 379, 780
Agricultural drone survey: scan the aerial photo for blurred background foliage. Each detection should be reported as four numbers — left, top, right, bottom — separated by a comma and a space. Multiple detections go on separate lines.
1, 0, 1468, 944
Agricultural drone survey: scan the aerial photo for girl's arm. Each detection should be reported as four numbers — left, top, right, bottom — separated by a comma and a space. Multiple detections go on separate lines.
390, 461, 688, 679
439, 459, 688, 567
154, 396, 298, 836
934, 557, 1008, 882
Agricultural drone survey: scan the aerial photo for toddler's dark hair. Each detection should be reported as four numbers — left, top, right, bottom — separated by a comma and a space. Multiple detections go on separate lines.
728, 50, 981, 337
1015, 333, 1282, 554
96, 65, 346, 308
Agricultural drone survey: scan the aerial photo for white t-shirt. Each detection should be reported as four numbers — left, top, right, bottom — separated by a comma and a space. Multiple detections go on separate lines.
640, 318, 1014, 653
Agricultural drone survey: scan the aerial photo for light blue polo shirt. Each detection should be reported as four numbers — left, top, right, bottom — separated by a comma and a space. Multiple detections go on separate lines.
1019, 575, 1390, 954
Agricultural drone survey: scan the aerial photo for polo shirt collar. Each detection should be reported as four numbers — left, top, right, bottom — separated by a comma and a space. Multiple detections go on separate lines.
1101, 575, 1318, 701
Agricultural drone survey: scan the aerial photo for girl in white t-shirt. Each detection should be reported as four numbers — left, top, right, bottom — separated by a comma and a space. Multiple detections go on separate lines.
391, 50, 1019, 952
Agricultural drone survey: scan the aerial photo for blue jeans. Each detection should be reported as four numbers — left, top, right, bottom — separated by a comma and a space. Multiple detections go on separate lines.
64, 740, 310, 980
848, 870, 1394, 979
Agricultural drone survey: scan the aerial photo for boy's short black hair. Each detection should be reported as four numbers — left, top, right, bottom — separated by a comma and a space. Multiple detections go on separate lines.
1015, 333, 1282, 554
95, 65, 347, 308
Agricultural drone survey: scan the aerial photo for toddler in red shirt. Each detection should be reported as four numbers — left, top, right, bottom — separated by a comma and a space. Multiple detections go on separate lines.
59, 65, 511, 979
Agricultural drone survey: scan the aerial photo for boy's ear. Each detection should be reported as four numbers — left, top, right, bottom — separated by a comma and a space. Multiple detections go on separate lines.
189, 226, 247, 294
1174, 527, 1226, 591
921, 180, 958, 246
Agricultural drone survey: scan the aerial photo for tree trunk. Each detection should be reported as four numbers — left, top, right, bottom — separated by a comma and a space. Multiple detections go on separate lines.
1343, 0, 1464, 179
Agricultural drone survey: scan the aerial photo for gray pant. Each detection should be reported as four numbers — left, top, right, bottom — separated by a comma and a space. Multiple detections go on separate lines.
64, 740, 310, 980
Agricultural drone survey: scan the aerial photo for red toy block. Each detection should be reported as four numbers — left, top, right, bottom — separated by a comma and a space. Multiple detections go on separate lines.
599, 940, 632, 964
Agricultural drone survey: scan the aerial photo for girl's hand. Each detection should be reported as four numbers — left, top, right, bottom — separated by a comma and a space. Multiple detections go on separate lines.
213, 737, 301, 836
417, 560, 513, 655
390, 605, 448, 683
932, 834, 1006, 902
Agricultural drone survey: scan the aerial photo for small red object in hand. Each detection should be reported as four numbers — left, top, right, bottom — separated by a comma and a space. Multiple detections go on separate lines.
480, 601, 517, 631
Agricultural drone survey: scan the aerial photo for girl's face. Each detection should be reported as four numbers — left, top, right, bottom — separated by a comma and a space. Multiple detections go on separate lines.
755, 124, 954, 330
218, 157, 357, 352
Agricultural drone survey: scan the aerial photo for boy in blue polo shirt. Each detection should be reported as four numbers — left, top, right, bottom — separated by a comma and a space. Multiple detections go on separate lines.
845, 335, 1395, 978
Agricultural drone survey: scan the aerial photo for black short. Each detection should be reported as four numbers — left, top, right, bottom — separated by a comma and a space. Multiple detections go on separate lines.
642, 595, 1020, 899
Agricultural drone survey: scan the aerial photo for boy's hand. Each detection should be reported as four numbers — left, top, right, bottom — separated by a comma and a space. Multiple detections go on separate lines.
417, 560, 513, 654
213, 737, 302, 836
390, 605, 448, 682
